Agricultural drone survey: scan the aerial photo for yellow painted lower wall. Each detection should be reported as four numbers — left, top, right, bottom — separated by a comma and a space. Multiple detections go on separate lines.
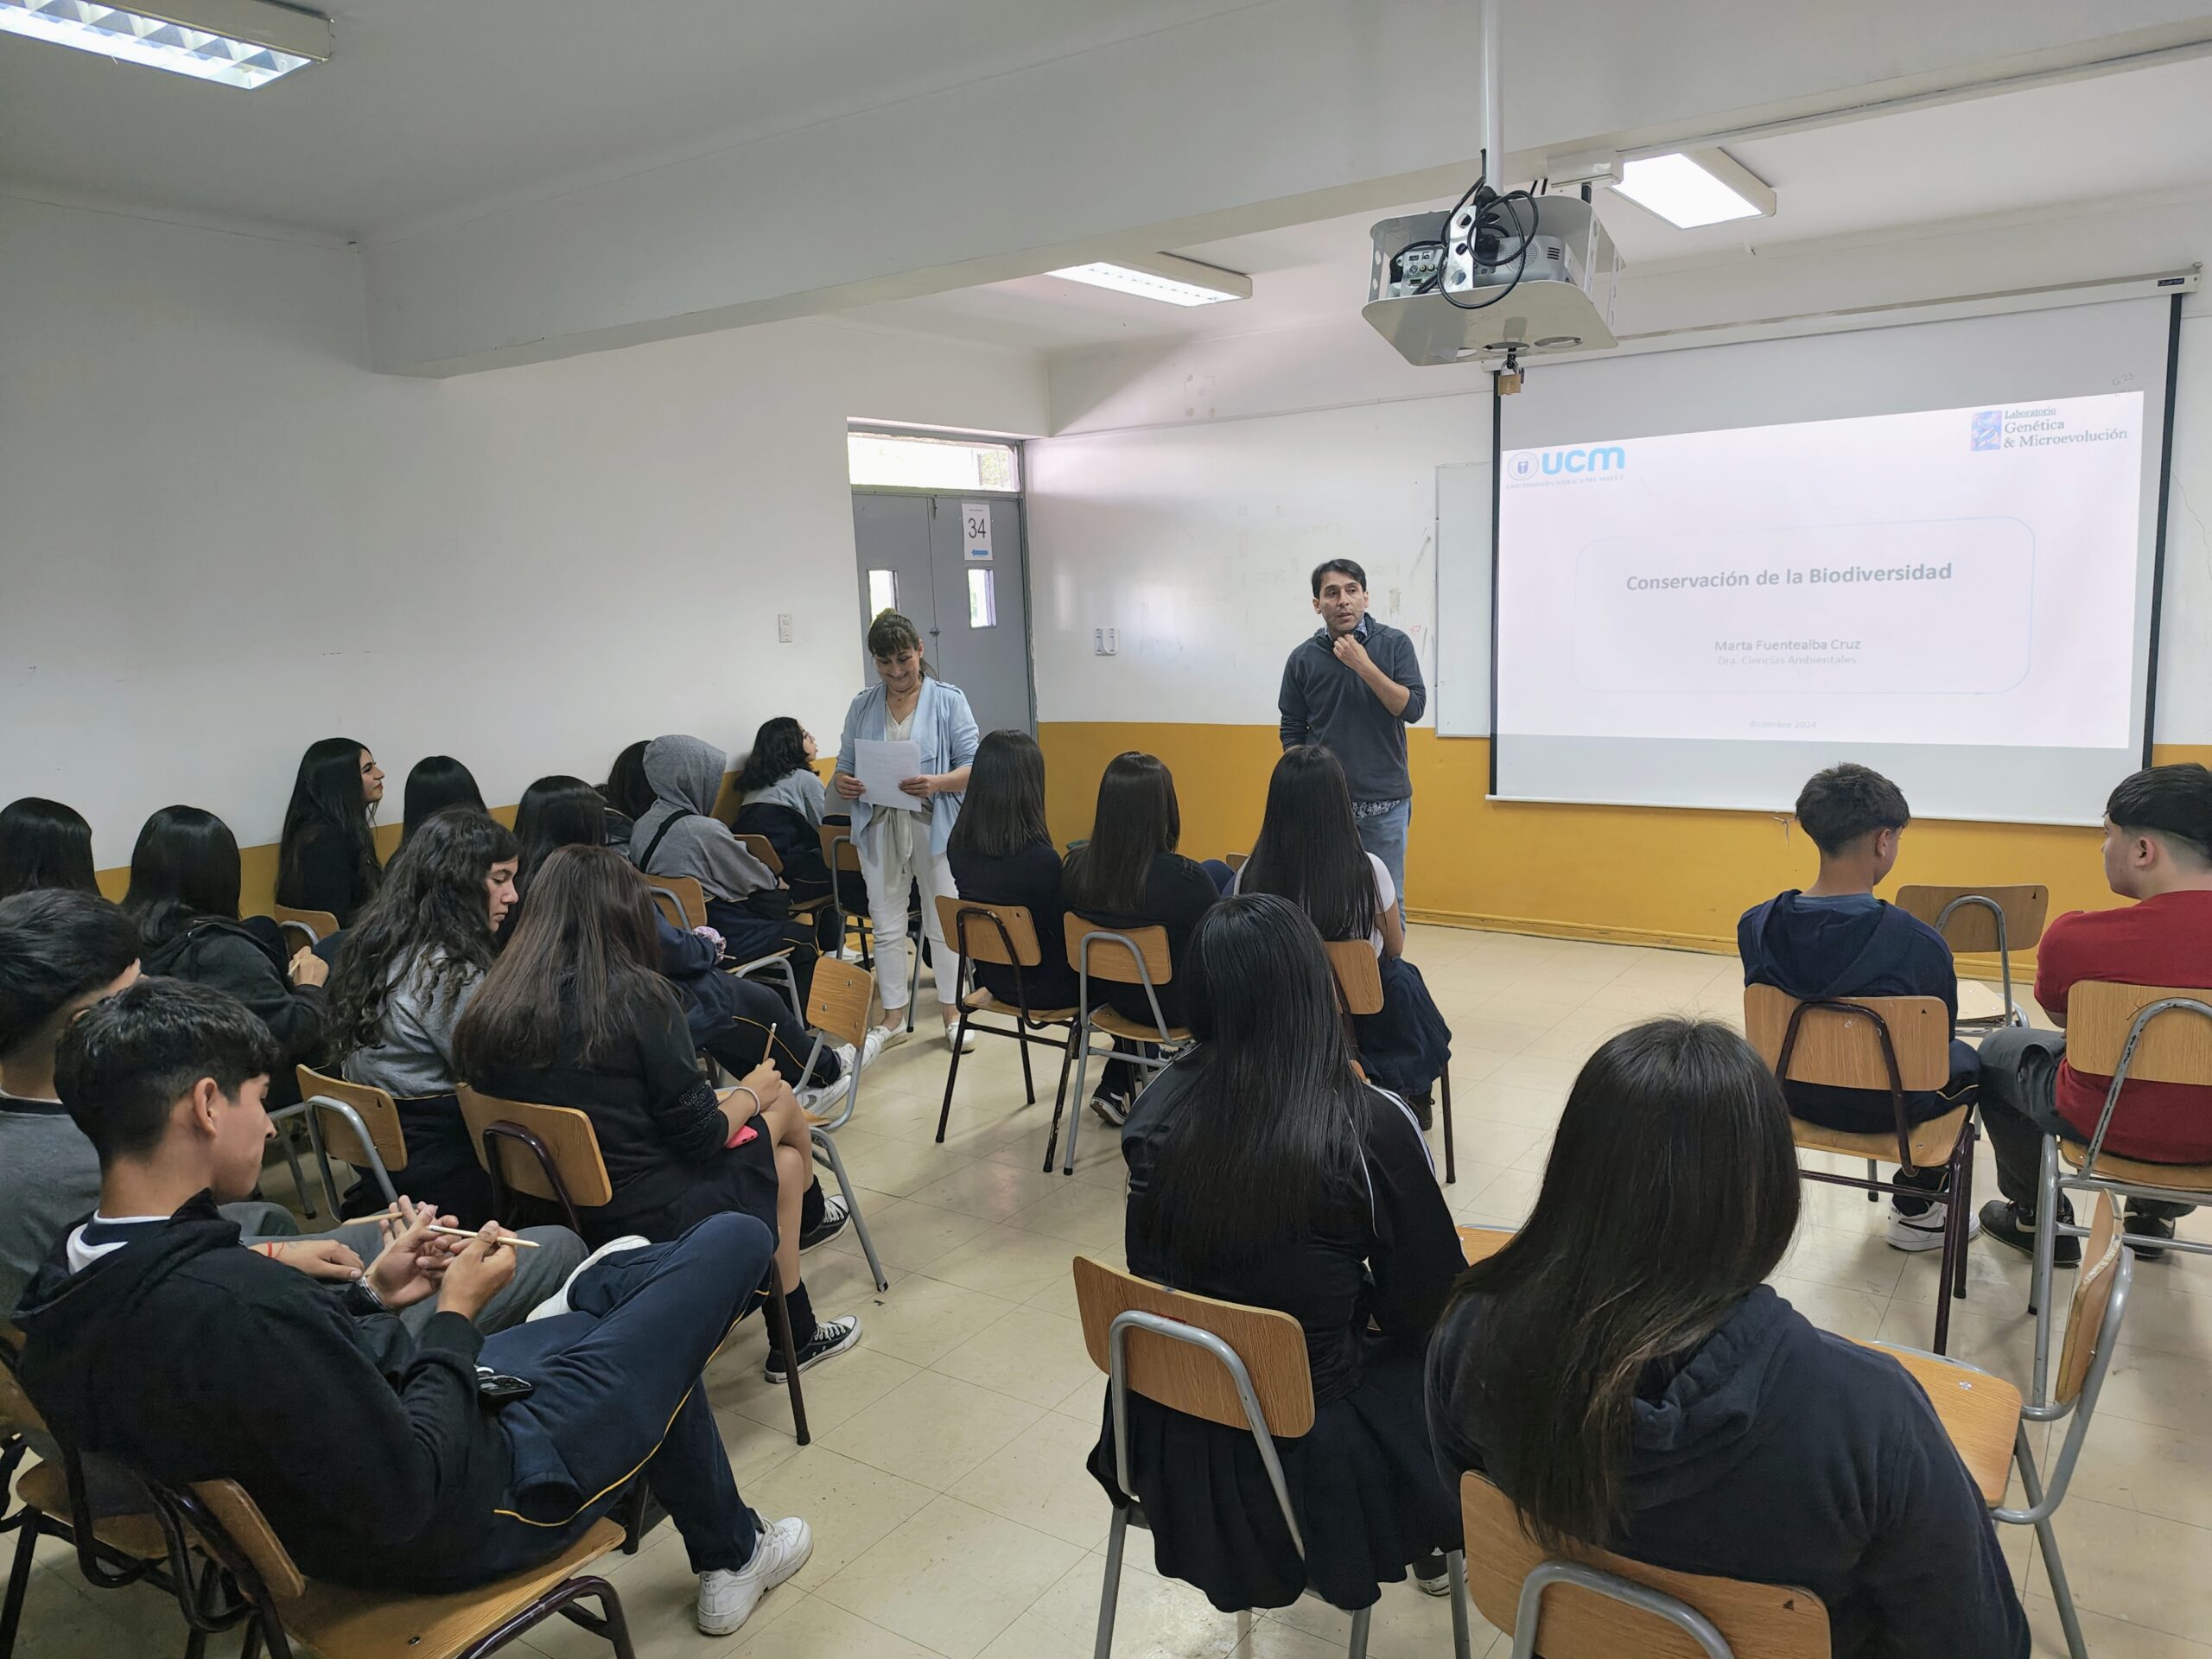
1039, 722, 2212, 967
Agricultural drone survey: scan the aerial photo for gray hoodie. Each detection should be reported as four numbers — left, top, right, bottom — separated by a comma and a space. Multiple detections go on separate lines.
628, 734, 776, 901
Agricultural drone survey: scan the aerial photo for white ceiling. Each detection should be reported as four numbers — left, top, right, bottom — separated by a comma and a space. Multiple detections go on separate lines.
0, 0, 1256, 238
846, 53, 2212, 354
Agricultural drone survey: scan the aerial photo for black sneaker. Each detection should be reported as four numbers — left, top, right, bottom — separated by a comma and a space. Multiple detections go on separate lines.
763, 1314, 861, 1383
1409, 1090, 1434, 1131
1089, 1093, 1128, 1128
2126, 1211, 2177, 1262
1413, 1550, 1452, 1598
1979, 1198, 2079, 1268
798, 1193, 849, 1254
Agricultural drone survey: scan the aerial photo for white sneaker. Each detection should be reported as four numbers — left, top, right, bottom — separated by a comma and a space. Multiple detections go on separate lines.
871, 1022, 910, 1052
1885, 1201, 1981, 1254
944, 1021, 976, 1054
696, 1516, 812, 1636
525, 1235, 652, 1322
854, 1028, 887, 1071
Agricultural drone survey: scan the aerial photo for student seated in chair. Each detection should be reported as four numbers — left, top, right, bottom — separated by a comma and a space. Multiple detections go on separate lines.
1427, 1019, 2028, 1659
0, 796, 99, 900
946, 729, 1081, 1014
1089, 894, 1464, 1613
13, 976, 810, 1637
1979, 763, 2212, 1263
630, 734, 817, 1004
455, 846, 861, 1382
1236, 746, 1451, 1128
1, 889, 585, 1331
733, 717, 842, 952
1738, 764, 1977, 1253
321, 810, 520, 1225
274, 736, 385, 930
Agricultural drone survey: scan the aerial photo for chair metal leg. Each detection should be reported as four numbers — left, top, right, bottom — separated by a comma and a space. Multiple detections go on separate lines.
1020, 1026, 1037, 1105
1931, 1176, 1957, 1357
301, 1110, 351, 1219
2015, 1424, 2087, 1659
1440, 1063, 1456, 1185
1094, 1506, 1129, 1659
276, 1118, 315, 1218
1950, 1123, 1975, 1303
1866, 1157, 1879, 1201
1051, 1023, 1093, 1174
2030, 1135, 2061, 1408
1, 1513, 39, 1658
1447, 1550, 1472, 1659
815, 1129, 888, 1293
935, 1008, 971, 1143
766, 1275, 810, 1446
1345, 1605, 1372, 1659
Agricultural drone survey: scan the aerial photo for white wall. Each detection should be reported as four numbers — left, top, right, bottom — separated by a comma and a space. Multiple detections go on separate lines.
1028, 194, 2212, 747
0, 193, 1047, 864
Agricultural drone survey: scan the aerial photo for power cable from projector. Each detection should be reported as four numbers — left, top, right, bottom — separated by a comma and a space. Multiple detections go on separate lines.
1392, 172, 1542, 315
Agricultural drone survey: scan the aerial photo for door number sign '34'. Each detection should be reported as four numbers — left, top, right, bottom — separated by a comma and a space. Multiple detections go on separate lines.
961, 500, 994, 562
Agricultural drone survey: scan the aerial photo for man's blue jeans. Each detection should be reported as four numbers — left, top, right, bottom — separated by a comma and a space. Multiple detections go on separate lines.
1355, 798, 1411, 905
460, 1211, 775, 1585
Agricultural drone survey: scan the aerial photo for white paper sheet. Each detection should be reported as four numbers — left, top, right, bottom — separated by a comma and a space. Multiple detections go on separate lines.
853, 738, 925, 811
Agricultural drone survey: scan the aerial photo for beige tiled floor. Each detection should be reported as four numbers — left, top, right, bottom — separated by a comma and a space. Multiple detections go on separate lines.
12, 925, 2212, 1657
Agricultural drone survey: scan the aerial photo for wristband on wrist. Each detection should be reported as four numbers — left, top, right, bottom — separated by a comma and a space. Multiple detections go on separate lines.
724, 1085, 761, 1145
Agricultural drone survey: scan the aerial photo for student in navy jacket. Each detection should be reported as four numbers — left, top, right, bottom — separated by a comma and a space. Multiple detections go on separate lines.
1738, 765, 1976, 1252
1427, 1019, 2027, 1659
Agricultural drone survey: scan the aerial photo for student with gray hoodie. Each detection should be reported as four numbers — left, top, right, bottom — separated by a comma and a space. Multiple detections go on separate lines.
630, 734, 817, 1004
1427, 1019, 2026, 1659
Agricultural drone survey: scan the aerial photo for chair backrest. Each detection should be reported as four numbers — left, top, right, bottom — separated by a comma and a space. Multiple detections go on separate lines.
644, 874, 708, 931
295, 1065, 409, 1173
1071, 1255, 1314, 1437
736, 831, 785, 874
937, 895, 1043, 969
1460, 1474, 1831, 1659
1064, 916, 1175, 989
2063, 982, 2212, 1084
2056, 1192, 2127, 1408
188, 1478, 308, 1603
1742, 984, 1950, 1092
1224, 852, 1249, 872
807, 956, 874, 1049
819, 823, 863, 874
1325, 939, 1383, 1016
1458, 1224, 1516, 1267
270, 905, 338, 948
455, 1085, 614, 1208
1891, 885, 2050, 954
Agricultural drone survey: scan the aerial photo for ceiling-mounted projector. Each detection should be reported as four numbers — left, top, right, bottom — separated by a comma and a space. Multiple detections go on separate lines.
1362, 193, 1623, 371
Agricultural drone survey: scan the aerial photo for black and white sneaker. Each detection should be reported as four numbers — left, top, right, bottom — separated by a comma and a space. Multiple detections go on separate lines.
798, 1192, 850, 1254
764, 1314, 861, 1383
1089, 1093, 1128, 1128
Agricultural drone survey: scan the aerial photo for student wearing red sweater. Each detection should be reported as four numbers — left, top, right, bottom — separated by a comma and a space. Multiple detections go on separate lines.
1979, 764, 2212, 1263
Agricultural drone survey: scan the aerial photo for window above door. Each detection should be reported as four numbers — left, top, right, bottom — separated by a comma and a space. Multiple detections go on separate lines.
848, 429, 1020, 493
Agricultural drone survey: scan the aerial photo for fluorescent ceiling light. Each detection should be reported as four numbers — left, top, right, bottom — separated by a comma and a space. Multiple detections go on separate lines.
0, 0, 329, 88
1047, 251, 1252, 307
1613, 148, 1776, 230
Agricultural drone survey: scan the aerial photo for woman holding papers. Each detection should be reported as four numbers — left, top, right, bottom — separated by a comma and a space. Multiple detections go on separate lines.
832, 610, 981, 1050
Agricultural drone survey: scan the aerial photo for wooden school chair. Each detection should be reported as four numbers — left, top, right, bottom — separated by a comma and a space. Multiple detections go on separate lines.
1326, 939, 1456, 1184
143, 1477, 635, 1659
791, 956, 891, 1293
644, 872, 804, 1019
1743, 984, 1975, 1354
294, 1065, 408, 1216
2025, 981, 2212, 1407
735, 831, 838, 939
816, 823, 919, 1032
1050, 918, 1190, 1176
931, 896, 1079, 1149
1892, 884, 2049, 1031
454, 1088, 813, 1445
1071, 1255, 1474, 1659
270, 905, 340, 952
1461, 1473, 1829, 1659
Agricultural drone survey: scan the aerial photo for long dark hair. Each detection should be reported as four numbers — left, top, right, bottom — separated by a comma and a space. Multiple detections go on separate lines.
949, 730, 1051, 861
603, 741, 654, 822
120, 806, 244, 950
399, 756, 486, 845
454, 845, 674, 1074
1130, 895, 1364, 1265
277, 737, 380, 905
735, 718, 812, 795
0, 798, 98, 899
324, 810, 517, 1059
513, 776, 607, 897
1446, 1019, 1802, 1550
1242, 747, 1377, 943
1064, 752, 1180, 914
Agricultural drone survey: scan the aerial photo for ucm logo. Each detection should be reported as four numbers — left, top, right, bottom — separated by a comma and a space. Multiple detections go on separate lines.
1506, 447, 1626, 480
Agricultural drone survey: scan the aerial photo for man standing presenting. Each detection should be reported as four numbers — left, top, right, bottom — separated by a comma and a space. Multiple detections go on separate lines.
1279, 559, 1427, 899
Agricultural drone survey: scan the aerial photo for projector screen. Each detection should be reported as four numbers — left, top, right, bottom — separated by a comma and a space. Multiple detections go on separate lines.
1490, 297, 2178, 824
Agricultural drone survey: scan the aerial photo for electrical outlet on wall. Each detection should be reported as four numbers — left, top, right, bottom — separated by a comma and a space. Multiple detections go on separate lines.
1094, 626, 1119, 656
776, 613, 793, 644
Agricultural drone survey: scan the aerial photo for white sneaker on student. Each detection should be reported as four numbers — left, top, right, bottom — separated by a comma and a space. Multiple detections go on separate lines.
871, 1021, 909, 1052
1885, 1201, 1981, 1254
524, 1235, 652, 1322
696, 1516, 812, 1636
